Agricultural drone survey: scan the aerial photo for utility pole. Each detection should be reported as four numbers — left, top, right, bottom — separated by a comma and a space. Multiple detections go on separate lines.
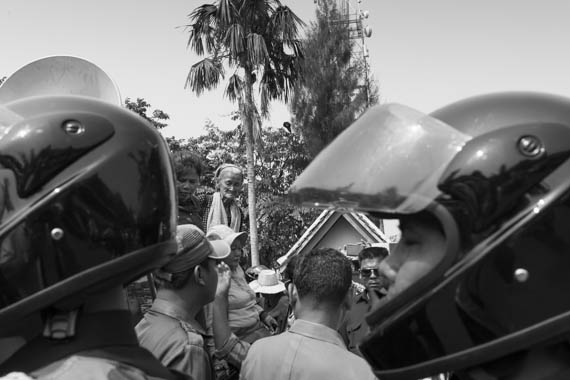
318, 0, 373, 107
354, 0, 372, 107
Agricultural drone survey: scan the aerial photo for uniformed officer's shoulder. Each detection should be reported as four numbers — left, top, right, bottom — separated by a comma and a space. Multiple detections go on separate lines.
29, 355, 170, 380
148, 317, 204, 349
178, 320, 207, 348
138, 315, 204, 356
248, 331, 286, 354
346, 352, 378, 380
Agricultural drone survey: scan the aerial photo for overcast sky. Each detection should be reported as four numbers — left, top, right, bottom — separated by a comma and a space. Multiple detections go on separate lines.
2, 0, 570, 139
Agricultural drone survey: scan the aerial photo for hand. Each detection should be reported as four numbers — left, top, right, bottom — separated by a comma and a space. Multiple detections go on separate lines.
216, 262, 231, 298
366, 277, 386, 293
261, 312, 279, 333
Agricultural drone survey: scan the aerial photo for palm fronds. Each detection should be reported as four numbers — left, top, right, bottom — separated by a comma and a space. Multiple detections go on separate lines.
185, 58, 224, 95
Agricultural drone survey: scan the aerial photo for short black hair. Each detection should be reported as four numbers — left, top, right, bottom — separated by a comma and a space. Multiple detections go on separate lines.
358, 246, 389, 263
173, 151, 204, 178
293, 247, 352, 307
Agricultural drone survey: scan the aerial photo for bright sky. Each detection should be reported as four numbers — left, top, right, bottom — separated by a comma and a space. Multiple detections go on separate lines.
2, 1, 570, 139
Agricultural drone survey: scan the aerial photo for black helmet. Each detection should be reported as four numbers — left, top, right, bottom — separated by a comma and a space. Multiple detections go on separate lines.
0, 56, 177, 327
289, 92, 570, 379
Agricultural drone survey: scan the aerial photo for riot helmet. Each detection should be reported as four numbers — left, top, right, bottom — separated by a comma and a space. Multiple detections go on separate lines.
289, 92, 570, 379
0, 56, 177, 329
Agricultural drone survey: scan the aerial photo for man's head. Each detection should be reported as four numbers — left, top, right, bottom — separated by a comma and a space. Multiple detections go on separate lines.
358, 246, 389, 289
155, 224, 230, 304
214, 163, 244, 201
292, 247, 352, 311
290, 93, 570, 379
0, 56, 178, 330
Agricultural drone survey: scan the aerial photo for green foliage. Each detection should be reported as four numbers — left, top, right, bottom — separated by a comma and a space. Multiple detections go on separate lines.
124, 97, 170, 129
290, 0, 379, 157
168, 124, 318, 266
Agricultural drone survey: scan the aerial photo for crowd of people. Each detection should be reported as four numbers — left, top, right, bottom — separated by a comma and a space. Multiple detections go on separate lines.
4, 56, 570, 380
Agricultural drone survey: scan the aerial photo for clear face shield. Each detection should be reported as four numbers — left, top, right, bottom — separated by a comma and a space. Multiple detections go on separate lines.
0, 55, 122, 106
289, 104, 469, 214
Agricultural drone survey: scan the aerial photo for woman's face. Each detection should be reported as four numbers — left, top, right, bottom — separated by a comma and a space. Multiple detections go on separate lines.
177, 167, 200, 195
217, 168, 243, 201
224, 237, 245, 270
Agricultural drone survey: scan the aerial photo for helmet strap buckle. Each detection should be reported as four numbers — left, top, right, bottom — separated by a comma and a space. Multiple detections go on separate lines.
42, 308, 80, 340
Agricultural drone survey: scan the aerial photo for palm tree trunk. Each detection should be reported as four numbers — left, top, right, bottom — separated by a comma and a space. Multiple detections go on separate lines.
242, 72, 260, 267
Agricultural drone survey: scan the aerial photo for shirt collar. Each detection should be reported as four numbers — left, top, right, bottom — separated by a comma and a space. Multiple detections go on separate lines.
150, 298, 208, 335
289, 319, 347, 349
356, 291, 370, 303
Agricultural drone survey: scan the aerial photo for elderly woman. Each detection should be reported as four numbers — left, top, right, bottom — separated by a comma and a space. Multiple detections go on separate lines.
207, 224, 277, 343
197, 163, 245, 233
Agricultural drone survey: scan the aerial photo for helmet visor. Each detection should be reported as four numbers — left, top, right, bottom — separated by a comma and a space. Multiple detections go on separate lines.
289, 104, 470, 215
0, 56, 122, 105
0, 104, 24, 130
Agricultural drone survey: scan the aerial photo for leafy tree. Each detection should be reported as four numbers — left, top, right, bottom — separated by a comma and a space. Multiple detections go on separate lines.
125, 97, 170, 129
184, 0, 305, 266
169, 124, 318, 266
290, 0, 379, 157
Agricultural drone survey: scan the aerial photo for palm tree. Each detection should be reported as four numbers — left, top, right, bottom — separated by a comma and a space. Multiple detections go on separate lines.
185, 0, 305, 266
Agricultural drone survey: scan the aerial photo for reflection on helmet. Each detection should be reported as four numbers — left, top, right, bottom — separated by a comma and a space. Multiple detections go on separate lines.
0, 57, 177, 327
290, 92, 570, 379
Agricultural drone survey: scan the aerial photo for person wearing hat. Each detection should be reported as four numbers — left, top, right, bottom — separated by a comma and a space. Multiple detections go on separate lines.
248, 270, 286, 295
206, 225, 278, 343
136, 224, 231, 380
249, 270, 289, 334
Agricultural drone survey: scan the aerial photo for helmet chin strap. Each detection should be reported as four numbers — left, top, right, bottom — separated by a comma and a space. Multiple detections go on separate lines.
42, 308, 80, 340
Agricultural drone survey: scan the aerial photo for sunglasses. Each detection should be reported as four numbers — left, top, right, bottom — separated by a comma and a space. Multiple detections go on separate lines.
360, 268, 380, 278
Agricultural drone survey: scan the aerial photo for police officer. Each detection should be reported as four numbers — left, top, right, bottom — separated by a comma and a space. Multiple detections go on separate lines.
0, 56, 186, 379
290, 92, 570, 379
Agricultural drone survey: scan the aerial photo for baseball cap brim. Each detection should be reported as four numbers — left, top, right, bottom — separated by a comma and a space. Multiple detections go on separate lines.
208, 239, 231, 260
